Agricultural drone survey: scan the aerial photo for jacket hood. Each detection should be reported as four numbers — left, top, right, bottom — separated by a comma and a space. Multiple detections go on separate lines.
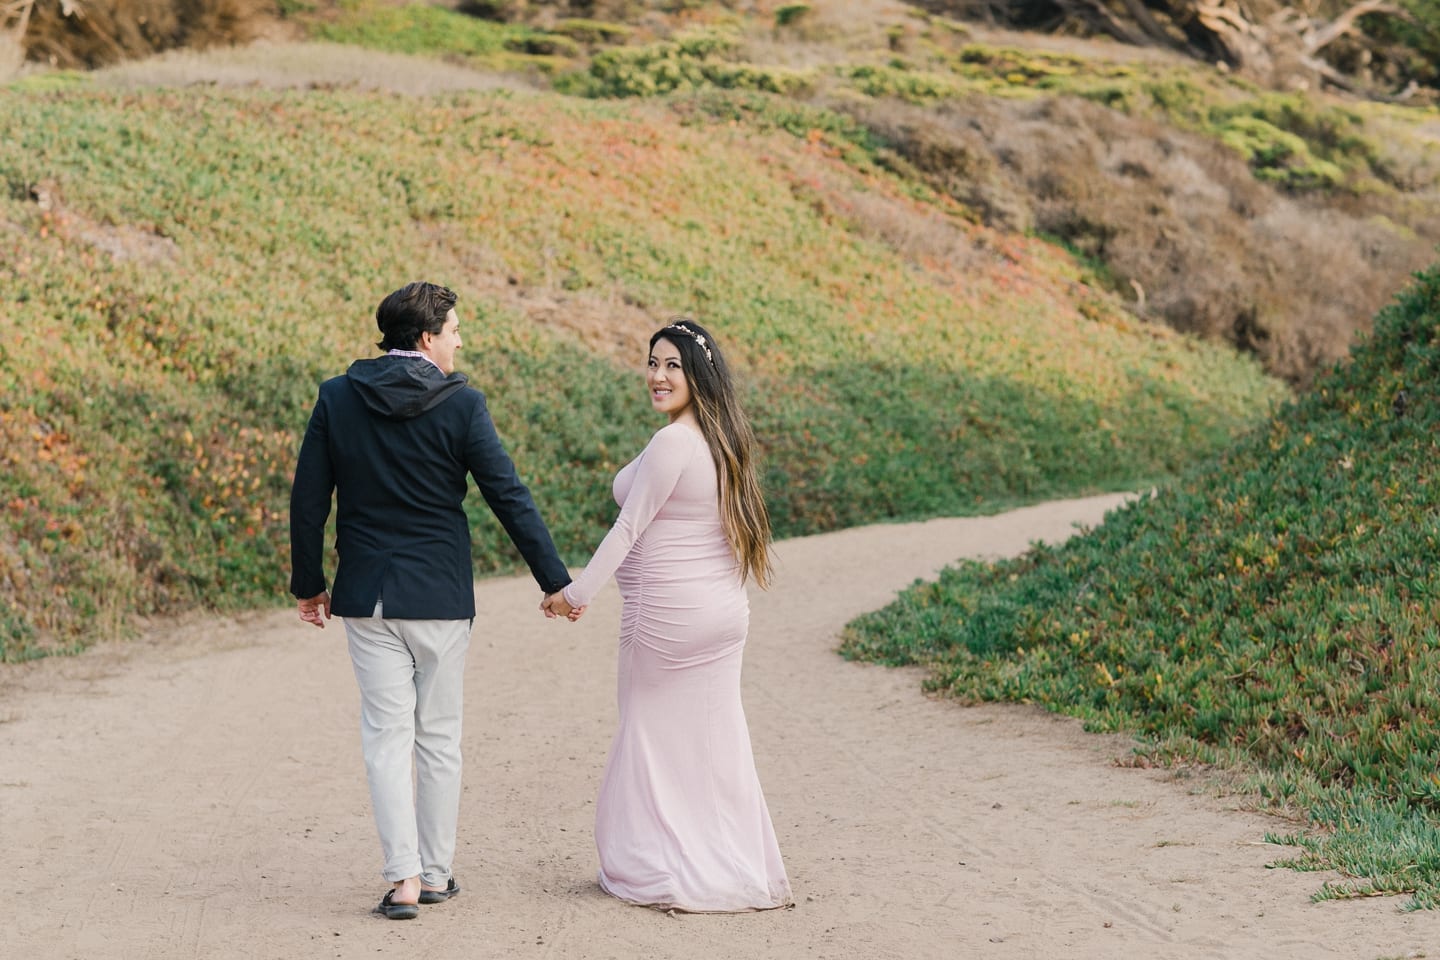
345, 354, 469, 421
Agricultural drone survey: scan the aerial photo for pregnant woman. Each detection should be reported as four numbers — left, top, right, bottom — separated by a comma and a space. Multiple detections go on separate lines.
543, 320, 792, 913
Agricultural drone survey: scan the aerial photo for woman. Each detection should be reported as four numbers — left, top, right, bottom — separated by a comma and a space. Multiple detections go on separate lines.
542, 320, 792, 913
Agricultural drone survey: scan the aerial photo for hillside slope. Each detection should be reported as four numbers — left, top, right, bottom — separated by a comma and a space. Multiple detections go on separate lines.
0, 83, 1283, 659
844, 264, 1440, 906
272, 0, 1440, 386
12, 1, 1440, 385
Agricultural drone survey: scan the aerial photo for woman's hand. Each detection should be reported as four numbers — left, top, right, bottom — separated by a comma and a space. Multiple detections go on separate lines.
541, 592, 586, 622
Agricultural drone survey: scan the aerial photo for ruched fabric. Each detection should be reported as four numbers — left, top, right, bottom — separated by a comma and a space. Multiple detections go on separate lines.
563, 422, 791, 912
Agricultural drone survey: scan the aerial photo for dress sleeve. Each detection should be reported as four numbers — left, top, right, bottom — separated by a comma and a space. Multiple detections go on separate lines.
562, 425, 696, 609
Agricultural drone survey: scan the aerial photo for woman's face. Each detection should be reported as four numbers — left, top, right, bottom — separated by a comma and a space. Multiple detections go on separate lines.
647, 337, 692, 420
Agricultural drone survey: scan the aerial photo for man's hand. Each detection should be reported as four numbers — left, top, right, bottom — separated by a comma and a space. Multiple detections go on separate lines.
298, 591, 332, 628
540, 592, 585, 622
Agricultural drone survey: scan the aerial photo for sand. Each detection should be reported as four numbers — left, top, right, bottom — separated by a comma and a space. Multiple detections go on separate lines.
1, 493, 1428, 959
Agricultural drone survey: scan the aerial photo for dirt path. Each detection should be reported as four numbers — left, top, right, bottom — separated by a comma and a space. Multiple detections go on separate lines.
1, 494, 1427, 959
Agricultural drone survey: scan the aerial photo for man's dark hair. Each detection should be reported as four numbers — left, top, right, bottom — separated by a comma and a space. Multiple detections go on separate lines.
376, 282, 458, 351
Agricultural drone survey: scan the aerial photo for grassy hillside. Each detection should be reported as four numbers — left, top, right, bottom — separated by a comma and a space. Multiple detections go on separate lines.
0, 82, 1283, 660
12, 2, 1440, 383
283, 0, 1440, 386
843, 265, 1440, 908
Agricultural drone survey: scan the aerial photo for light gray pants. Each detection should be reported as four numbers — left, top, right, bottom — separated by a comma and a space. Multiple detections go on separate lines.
344, 600, 471, 885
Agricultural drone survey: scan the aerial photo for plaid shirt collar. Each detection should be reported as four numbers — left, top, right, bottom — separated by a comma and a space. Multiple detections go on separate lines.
387, 349, 442, 373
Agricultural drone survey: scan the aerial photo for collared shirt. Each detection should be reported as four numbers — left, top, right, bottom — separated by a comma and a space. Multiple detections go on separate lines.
387, 349, 443, 372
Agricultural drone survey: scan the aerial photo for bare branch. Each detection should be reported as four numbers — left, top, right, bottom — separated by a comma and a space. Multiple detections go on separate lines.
1192, 1, 1274, 70
1113, 0, 1186, 48
1193, 2, 1258, 37
1, 0, 37, 35
1303, 0, 1406, 55
1299, 52, 1358, 90
1053, 0, 1153, 46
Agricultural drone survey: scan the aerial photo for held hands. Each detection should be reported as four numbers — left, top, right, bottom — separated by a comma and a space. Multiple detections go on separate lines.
540, 592, 585, 622
298, 591, 332, 628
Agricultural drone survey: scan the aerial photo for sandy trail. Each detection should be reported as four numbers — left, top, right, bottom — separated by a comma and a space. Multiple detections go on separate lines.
1, 493, 1427, 959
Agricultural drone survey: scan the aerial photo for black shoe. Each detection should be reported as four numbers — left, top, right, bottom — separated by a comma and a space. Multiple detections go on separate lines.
376, 889, 420, 920
419, 878, 460, 904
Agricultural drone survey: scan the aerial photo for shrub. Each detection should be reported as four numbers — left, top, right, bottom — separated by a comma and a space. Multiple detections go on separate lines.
847, 63, 959, 103
1219, 116, 1346, 190
22, 0, 273, 68
833, 94, 1437, 386
565, 30, 814, 97
504, 33, 581, 58
774, 3, 809, 28
550, 18, 634, 46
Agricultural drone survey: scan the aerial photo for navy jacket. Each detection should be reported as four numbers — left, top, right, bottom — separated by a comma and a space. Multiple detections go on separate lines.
289, 354, 570, 619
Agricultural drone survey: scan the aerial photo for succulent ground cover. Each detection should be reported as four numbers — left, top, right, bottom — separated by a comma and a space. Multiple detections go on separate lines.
844, 266, 1440, 908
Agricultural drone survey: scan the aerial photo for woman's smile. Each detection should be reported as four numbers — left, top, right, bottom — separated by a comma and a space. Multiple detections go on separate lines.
647, 338, 692, 420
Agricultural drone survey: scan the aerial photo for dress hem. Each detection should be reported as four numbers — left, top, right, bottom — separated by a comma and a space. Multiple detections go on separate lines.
598, 874, 793, 915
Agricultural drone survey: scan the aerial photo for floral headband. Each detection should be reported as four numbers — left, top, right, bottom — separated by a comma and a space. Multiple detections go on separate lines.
663, 322, 715, 366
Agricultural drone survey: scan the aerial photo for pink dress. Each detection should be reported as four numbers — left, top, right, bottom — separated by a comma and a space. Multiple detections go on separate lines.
562, 422, 792, 912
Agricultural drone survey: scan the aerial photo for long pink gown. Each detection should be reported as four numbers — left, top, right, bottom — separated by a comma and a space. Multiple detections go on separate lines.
562, 422, 792, 912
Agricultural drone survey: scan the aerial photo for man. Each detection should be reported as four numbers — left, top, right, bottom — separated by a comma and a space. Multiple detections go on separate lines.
289, 282, 572, 920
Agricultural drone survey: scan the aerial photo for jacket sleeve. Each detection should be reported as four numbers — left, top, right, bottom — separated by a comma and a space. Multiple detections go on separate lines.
464, 393, 572, 595
289, 389, 334, 599
561, 425, 691, 609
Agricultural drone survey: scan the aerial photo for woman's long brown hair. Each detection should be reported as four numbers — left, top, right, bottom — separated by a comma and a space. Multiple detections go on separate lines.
650, 320, 773, 589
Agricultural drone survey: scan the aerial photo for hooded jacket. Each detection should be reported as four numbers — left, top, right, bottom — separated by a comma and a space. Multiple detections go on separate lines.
289, 353, 571, 619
